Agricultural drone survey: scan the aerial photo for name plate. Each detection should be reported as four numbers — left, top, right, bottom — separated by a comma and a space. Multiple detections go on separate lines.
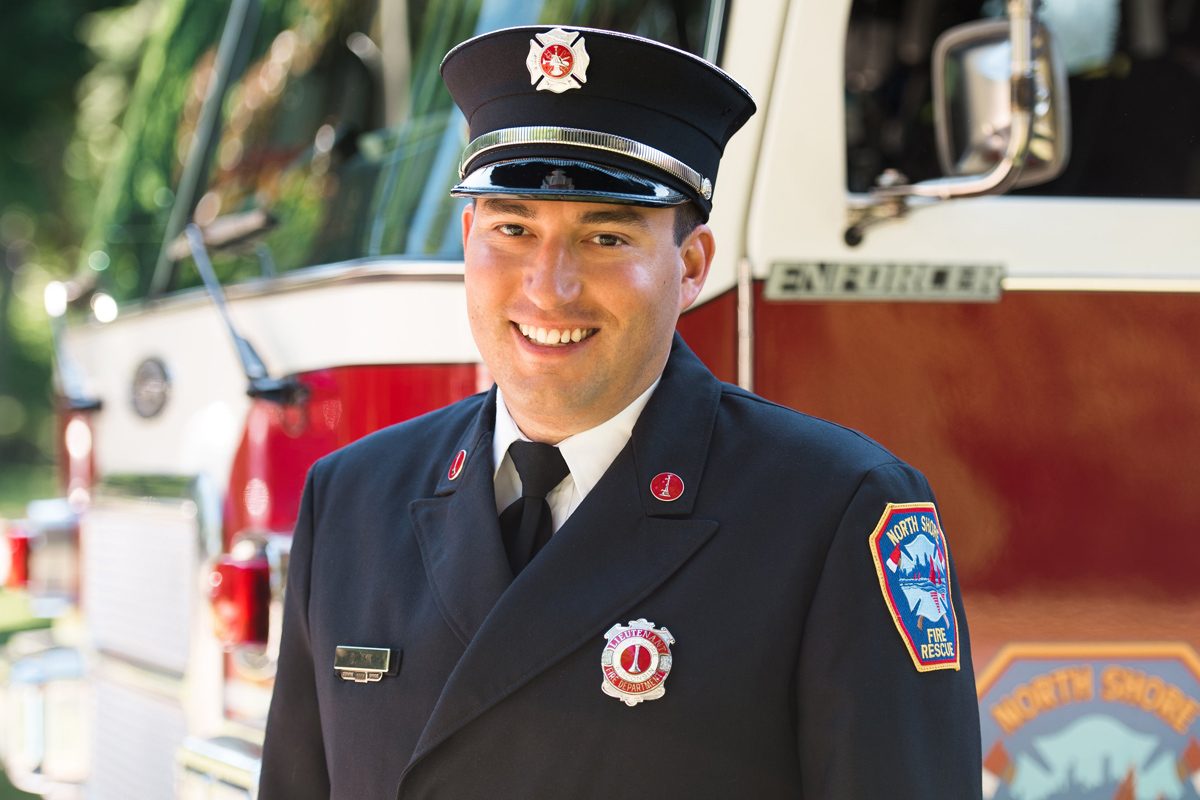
333, 646, 396, 683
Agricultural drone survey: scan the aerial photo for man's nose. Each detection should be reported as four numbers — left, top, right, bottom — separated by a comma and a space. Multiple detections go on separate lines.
524, 240, 582, 309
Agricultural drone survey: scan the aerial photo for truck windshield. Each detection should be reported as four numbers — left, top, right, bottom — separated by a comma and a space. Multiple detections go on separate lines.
89, 0, 720, 302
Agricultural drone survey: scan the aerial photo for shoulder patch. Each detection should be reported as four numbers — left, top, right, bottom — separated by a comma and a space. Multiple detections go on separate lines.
868, 502, 961, 672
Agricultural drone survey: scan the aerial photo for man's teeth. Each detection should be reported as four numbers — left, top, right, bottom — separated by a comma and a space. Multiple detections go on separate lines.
517, 323, 596, 345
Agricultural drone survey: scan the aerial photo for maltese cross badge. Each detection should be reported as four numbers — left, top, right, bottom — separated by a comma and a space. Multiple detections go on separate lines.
526, 28, 590, 93
600, 619, 674, 706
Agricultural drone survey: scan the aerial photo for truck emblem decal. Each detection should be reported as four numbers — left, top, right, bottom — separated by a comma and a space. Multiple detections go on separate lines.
526, 28, 590, 93
868, 502, 960, 672
131, 357, 171, 419
976, 643, 1200, 800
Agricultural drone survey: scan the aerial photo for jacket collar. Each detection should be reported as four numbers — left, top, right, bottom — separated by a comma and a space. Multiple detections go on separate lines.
410, 388, 511, 647
630, 334, 721, 517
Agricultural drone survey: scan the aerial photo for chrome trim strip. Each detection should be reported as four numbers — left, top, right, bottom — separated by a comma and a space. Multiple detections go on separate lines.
72, 258, 465, 324
460, 126, 711, 199
1003, 276, 1200, 293
177, 735, 262, 791
97, 474, 196, 501
92, 649, 186, 697
736, 257, 754, 391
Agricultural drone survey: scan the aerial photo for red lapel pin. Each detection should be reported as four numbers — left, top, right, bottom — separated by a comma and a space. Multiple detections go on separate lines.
447, 449, 467, 481
649, 472, 684, 502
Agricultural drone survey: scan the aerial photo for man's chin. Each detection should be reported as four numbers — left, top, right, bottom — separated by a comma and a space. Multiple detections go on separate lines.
498, 379, 611, 433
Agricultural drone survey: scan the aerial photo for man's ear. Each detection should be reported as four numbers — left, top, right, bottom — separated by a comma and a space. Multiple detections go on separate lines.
461, 200, 476, 248
678, 224, 715, 312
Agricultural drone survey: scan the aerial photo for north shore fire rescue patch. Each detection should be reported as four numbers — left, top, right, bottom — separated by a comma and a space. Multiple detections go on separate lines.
868, 502, 961, 672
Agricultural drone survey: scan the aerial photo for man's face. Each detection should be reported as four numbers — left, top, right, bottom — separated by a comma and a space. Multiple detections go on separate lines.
462, 197, 713, 441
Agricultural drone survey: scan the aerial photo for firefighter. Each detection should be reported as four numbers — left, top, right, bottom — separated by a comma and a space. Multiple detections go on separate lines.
260, 25, 983, 799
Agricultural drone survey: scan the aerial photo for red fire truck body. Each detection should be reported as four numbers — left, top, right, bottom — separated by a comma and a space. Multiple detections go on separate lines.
4, 0, 1199, 797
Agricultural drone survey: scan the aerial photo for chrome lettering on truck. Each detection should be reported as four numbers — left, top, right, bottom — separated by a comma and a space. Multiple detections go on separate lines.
764, 262, 1004, 302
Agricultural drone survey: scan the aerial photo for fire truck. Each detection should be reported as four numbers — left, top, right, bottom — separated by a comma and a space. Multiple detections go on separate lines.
4, 0, 1199, 797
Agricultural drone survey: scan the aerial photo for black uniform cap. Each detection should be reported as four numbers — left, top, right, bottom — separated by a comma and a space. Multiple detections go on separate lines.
441, 25, 756, 217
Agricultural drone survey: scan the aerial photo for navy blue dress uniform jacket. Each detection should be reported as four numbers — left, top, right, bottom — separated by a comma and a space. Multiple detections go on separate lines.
259, 335, 983, 799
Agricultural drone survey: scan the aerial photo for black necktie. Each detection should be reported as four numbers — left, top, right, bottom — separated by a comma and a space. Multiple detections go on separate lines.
500, 440, 569, 577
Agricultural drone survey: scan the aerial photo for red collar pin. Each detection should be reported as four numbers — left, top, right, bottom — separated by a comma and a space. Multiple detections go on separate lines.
447, 449, 467, 481
649, 472, 684, 502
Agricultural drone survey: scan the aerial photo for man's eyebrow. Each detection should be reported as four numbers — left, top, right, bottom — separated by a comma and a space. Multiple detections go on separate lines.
577, 207, 650, 228
480, 199, 537, 218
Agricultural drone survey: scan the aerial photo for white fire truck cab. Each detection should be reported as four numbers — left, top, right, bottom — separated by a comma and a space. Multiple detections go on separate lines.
4, 0, 1199, 797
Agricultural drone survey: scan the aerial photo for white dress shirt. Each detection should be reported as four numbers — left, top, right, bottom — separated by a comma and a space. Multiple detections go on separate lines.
492, 379, 660, 533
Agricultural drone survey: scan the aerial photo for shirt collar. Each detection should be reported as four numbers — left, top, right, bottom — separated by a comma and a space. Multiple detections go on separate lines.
492, 378, 661, 497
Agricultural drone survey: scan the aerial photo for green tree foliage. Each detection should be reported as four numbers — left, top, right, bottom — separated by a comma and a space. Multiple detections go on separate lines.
0, 0, 142, 473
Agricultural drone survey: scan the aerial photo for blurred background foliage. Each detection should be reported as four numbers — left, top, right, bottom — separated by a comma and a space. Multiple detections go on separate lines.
0, 0, 157, 514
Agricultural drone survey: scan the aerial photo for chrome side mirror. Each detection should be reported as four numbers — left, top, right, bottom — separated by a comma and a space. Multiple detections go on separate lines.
933, 18, 1070, 190
846, 0, 1072, 246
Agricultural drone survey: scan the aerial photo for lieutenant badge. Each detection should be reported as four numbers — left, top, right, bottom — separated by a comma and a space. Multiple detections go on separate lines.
526, 28, 590, 93
868, 502, 961, 672
600, 619, 674, 706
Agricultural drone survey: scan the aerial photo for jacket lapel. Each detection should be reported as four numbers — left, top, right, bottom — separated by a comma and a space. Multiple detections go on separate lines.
409, 389, 513, 648
402, 336, 723, 774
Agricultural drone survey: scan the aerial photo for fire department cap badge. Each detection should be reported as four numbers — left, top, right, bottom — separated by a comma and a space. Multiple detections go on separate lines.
868, 502, 961, 673
525, 28, 589, 93
600, 619, 674, 706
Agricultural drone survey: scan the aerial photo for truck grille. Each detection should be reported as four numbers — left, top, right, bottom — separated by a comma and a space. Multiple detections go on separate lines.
82, 499, 200, 675
89, 669, 187, 800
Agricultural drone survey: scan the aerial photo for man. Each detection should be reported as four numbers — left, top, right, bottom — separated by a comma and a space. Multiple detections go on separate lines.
260, 25, 982, 799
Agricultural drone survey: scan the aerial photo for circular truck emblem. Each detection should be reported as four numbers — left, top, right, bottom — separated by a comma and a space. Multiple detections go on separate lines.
131, 357, 170, 419
600, 618, 675, 706
525, 28, 590, 94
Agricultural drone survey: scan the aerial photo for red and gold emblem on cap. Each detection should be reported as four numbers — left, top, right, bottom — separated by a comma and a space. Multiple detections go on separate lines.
600, 619, 674, 706
526, 28, 589, 93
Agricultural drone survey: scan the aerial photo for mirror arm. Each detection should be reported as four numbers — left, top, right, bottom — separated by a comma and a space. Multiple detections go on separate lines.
876, 0, 1035, 201
846, 0, 1038, 245
184, 224, 303, 404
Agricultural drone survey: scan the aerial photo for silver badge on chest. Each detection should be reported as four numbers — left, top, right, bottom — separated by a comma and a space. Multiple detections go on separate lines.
600, 619, 674, 706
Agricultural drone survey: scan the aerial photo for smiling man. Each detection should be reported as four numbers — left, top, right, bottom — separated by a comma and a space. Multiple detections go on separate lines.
260, 25, 982, 800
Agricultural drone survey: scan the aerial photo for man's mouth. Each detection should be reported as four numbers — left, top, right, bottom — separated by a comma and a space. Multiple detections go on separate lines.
516, 323, 598, 346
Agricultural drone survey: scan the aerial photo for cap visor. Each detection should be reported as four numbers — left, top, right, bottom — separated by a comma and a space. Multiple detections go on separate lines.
451, 158, 687, 206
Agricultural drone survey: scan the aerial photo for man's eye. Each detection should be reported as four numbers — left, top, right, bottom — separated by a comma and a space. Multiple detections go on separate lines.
497, 223, 526, 236
591, 233, 625, 247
